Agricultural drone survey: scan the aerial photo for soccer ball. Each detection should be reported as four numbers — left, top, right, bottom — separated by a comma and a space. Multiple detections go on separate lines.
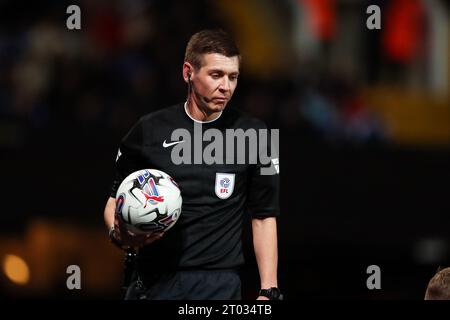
115, 169, 182, 235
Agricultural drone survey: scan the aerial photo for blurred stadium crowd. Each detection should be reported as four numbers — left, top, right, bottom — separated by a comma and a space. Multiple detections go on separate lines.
0, 0, 449, 299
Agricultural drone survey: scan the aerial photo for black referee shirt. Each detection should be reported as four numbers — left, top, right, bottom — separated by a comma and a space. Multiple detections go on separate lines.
110, 103, 279, 271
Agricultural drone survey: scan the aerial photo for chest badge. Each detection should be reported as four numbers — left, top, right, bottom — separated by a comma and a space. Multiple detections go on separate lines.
215, 173, 235, 199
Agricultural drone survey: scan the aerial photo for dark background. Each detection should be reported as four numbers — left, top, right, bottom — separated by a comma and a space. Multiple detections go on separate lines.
0, 0, 449, 299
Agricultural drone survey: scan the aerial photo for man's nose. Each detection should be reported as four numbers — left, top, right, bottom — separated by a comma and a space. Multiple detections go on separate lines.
219, 78, 231, 93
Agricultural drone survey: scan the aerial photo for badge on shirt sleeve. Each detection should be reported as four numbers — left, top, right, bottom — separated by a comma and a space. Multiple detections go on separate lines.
215, 173, 235, 199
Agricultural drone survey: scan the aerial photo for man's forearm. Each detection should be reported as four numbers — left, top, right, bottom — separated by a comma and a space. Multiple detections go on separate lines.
104, 197, 116, 230
252, 217, 278, 289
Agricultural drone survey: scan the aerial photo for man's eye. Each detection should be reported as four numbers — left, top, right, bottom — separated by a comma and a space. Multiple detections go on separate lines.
211, 74, 220, 79
230, 76, 238, 81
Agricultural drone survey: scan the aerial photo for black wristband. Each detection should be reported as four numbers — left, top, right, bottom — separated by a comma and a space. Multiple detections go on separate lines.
259, 287, 283, 300
109, 226, 128, 250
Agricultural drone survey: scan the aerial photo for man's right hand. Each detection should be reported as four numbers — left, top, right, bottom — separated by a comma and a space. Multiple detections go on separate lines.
110, 204, 164, 248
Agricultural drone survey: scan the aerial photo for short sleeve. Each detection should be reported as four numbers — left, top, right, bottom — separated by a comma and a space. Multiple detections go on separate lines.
110, 118, 146, 198
245, 123, 280, 218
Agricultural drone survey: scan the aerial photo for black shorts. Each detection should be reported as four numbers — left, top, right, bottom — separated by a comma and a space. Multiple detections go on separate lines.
124, 269, 241, 300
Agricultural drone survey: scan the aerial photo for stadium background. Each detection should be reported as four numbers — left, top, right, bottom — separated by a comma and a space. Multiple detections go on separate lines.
0, 0, 448, 299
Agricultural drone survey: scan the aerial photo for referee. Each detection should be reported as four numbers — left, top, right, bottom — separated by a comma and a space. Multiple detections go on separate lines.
103, 29, 282, 300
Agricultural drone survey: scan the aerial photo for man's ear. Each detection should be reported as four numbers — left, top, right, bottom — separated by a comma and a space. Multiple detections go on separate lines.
183, 62, 194, 83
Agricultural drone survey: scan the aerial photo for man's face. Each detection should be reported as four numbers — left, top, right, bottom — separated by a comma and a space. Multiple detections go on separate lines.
190, 53, 240, 113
